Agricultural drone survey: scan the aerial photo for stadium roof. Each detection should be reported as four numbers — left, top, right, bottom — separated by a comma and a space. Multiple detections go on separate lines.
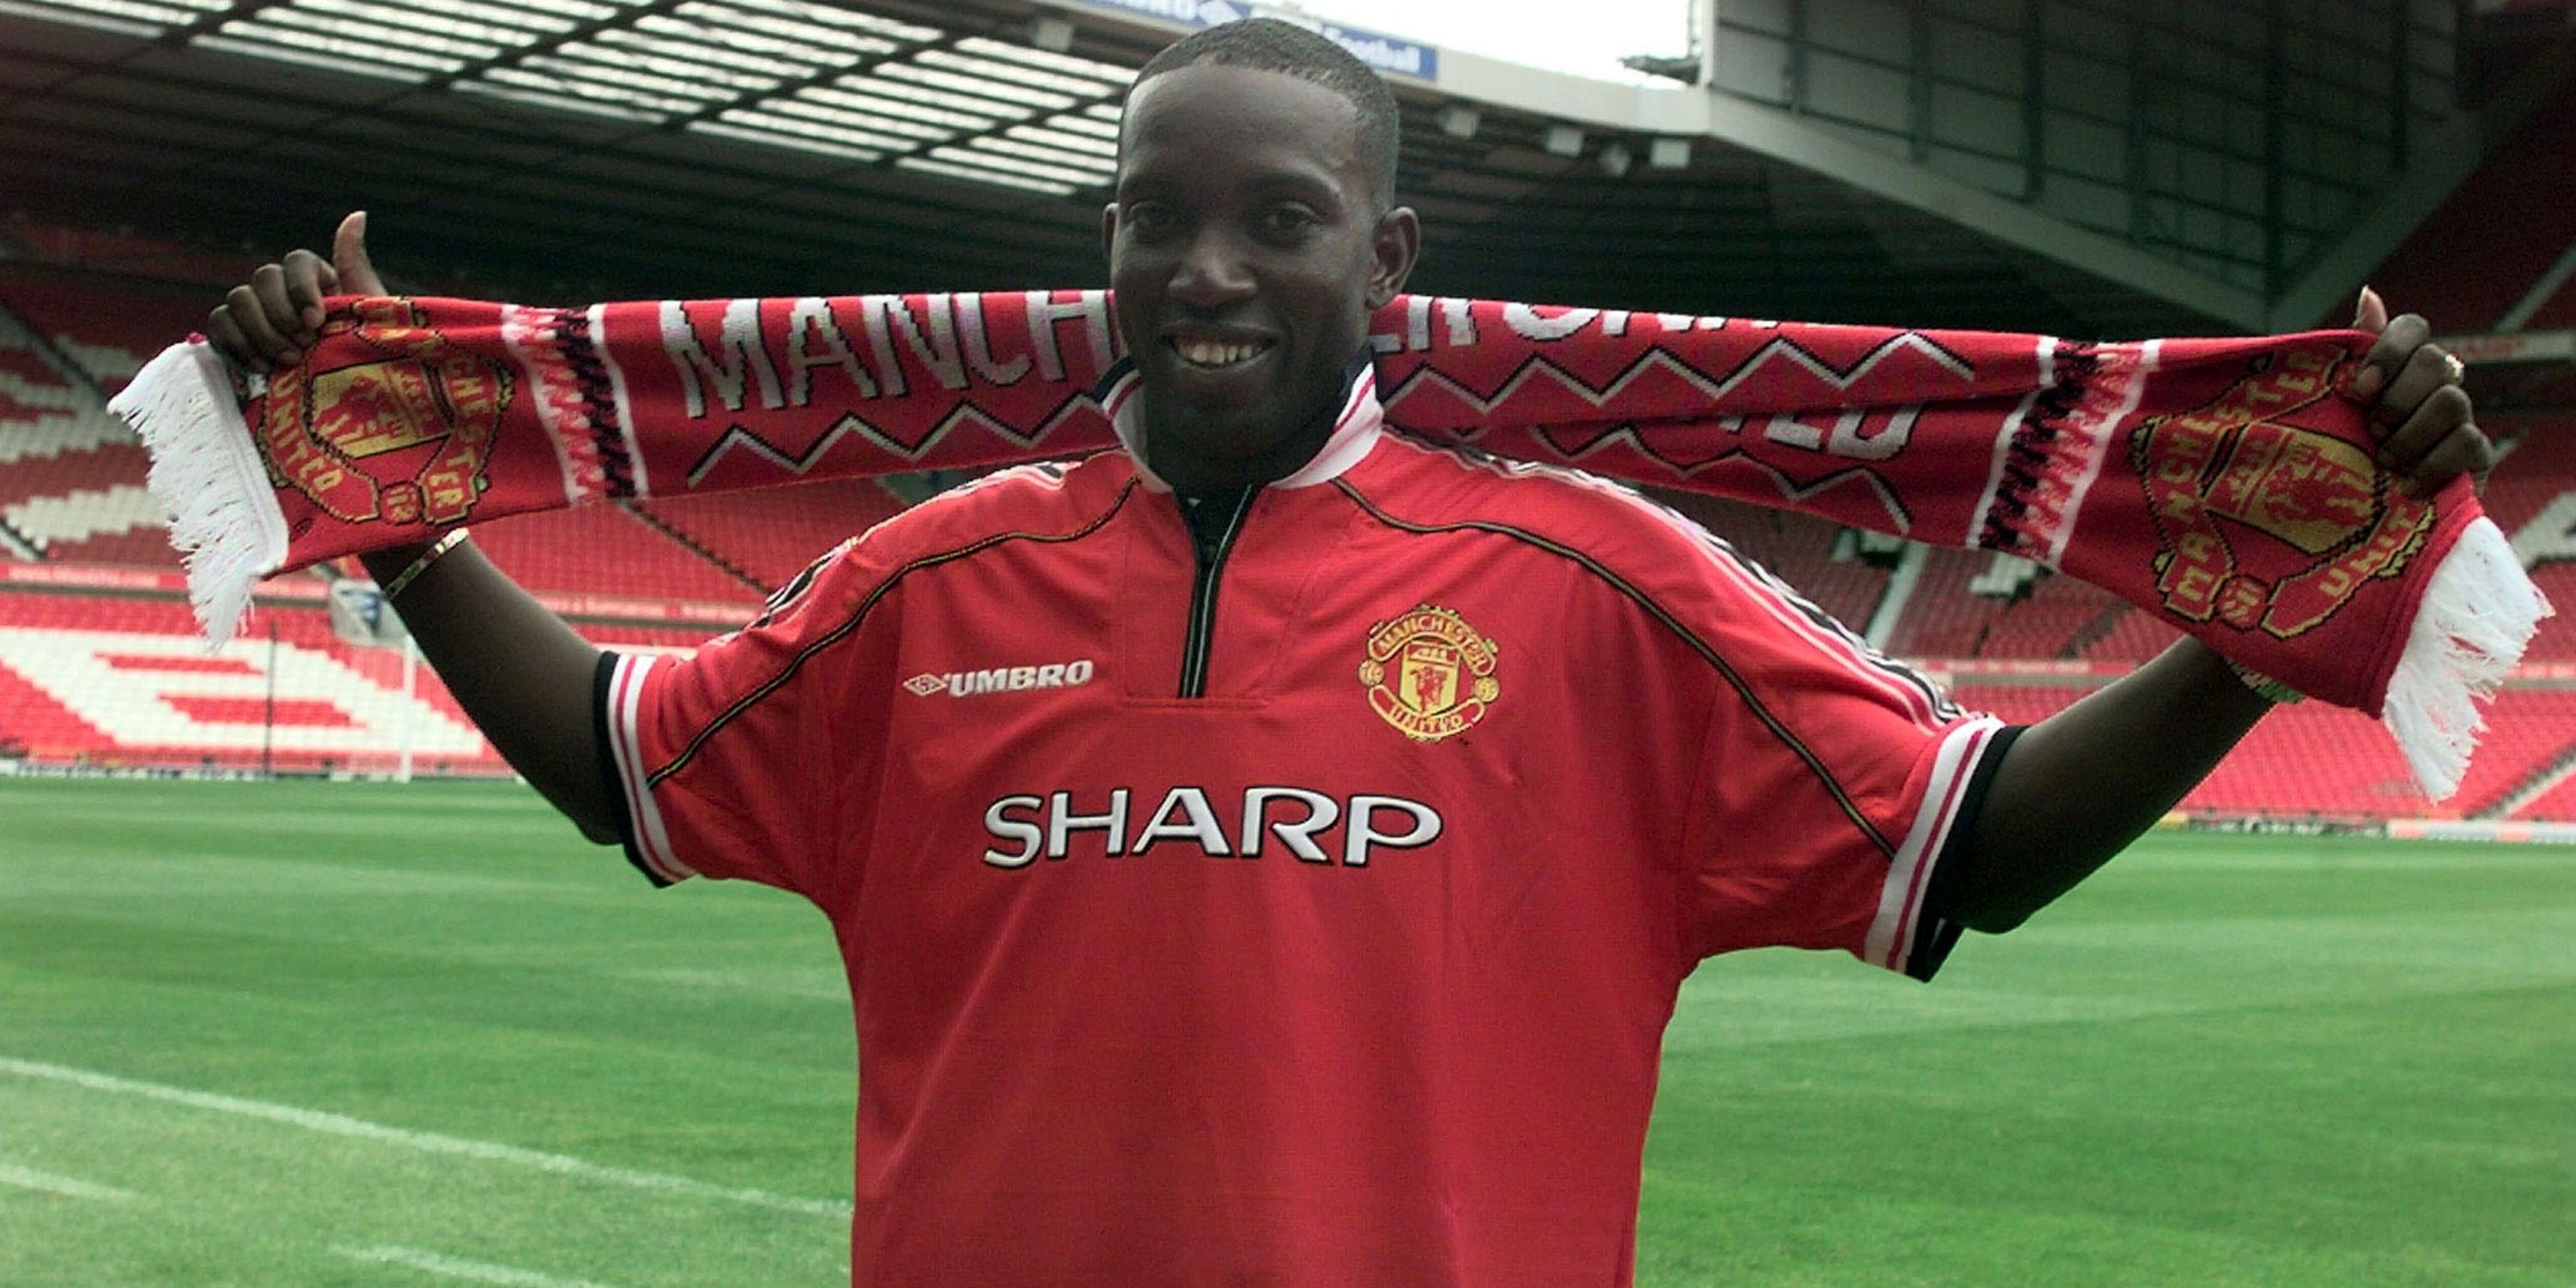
0, 0, 2555, 337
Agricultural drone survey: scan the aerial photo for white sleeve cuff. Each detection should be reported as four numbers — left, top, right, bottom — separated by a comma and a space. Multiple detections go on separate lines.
1862, 717, 2007, 977
603, 652, 696, 885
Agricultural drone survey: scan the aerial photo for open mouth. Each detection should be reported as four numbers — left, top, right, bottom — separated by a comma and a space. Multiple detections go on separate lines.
1166, 337, 1276, 370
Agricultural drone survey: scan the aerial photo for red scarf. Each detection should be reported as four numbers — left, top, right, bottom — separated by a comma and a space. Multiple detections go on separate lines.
112, 291, 2548, 798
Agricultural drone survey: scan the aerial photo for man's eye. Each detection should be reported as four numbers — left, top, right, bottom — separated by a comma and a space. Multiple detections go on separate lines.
1261, 207, 1319, 237
1126, 204, 1177, 234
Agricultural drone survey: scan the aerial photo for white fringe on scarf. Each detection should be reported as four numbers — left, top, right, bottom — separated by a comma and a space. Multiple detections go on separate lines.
2381, 515, 2553, 801
107, 340, 289, 649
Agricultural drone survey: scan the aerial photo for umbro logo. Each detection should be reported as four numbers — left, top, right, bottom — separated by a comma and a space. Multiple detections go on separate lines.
905, 659, 1097, 698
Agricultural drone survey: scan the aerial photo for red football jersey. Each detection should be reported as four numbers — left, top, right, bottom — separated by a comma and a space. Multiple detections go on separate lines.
599, 372, 2009, 1286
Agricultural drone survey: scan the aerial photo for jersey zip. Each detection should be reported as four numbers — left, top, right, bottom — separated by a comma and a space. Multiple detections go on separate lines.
1176, 488, 1256, 698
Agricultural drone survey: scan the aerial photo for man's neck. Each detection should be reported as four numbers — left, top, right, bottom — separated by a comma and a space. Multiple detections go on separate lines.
1145, 409, 1338, 498
1131, 349, 1369, 497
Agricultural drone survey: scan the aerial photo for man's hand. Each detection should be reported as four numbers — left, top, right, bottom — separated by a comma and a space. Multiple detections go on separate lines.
2347, 285, 2494, 495
204, 211, 382, 374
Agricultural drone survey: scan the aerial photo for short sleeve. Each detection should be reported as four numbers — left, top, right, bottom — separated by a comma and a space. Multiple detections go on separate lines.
594, 539, 890, 899
1671, 544, 2015, 981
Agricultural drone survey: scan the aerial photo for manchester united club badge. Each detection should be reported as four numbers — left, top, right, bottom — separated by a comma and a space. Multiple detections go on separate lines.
2129, 345, 2431, 640
258, 297, 513, 529
1358, 604, 1500, 743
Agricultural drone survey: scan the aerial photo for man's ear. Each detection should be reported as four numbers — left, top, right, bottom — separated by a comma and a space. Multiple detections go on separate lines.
1101, 202, 1121, 264
1367, 205, 1422, 310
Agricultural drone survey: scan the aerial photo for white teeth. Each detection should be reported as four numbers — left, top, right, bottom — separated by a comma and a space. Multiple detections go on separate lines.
1173, 338, 1266, 368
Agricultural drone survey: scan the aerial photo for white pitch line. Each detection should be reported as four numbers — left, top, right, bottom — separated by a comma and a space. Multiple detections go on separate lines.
0, 1160, 137, 1201
338, 1244, 619, 1288
0, 1055, 848, 1218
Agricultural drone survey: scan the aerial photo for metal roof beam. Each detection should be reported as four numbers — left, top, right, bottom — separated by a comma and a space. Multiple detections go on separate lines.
1427, 46, 2266, 331
2264, 47, 2574, 333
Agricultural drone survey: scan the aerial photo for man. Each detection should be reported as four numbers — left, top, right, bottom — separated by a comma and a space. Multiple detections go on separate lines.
206, 19, 2489, 1286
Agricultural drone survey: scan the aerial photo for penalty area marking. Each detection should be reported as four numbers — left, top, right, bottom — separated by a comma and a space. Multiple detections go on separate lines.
0, 1055, 848, 1218
0, 1159, 137, 1200
339, 1245, 620, 1288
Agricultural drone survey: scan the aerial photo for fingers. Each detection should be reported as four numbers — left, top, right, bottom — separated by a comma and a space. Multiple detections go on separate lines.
2348, 311, 2429, 402
2370, 339, 2459, 429
2411, 424, 2495, 495
203, 305, 258, 373
2377, 382, 2471, 471
281, 248, 337, 333
248, 263, 302, 358
2339, 295, 2494, 495
221, 283, 299, 373
333, 210, 386, 295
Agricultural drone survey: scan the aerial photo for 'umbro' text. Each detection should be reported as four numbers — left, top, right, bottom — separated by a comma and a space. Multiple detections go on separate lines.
909, 660, 1096, 697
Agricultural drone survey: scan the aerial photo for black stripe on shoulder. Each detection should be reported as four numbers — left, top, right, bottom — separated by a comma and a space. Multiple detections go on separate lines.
1332, 476, 1895, 859
1673, 521, 1962, 724
647, 477, 1140, 788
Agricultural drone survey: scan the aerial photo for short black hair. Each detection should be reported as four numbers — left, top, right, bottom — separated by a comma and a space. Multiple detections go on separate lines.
1125, 17, 1401, 210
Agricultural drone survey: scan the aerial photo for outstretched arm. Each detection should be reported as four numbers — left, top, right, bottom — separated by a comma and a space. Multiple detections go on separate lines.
211, 212, 617, 842
1926, 289, 2494, 933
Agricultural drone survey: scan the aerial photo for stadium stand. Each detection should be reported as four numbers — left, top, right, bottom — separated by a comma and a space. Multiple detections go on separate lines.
2513, 771, 2576, 823
639, 478, 909, 588
2444, 690, 2576, 816
1971, 572, 2125, 661
471, 505, 763, 605
1958, 683, 2407, 818
1649, 492, 1887, 629
1883, 550, 1986, 658
2365, 73, 2576, 334
0, 273, 197, 568
2488, 421, 2576, 659
0, 270, 203, 397
0, 589, 724, 775
1948, 682, 2576, 822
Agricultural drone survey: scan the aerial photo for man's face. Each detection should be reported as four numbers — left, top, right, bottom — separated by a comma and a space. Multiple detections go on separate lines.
1105, 64, 1418, 484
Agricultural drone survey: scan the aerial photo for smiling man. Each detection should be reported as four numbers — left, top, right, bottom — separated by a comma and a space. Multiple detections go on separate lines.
203, 17, 2494, 1288
1109, 28, 1415, 497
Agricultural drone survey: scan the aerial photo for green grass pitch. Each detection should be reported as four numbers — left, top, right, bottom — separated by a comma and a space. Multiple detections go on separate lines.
2, 777, 2570, 1287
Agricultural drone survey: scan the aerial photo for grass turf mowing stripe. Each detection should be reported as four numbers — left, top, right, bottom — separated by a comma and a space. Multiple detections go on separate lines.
338, 1245, 623, 1288
0, 1055, 849, 1218
0, 1160, 137, 1201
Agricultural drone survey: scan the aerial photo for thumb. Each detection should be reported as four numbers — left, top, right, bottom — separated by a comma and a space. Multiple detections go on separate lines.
2351, 283, 2387, 333
333, 210, 386, 295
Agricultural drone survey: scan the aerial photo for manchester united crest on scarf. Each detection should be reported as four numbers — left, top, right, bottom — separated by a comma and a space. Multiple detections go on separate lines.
1359, 605, 1500, 743
2129, 345, 2434, 640
258, 297, 512, 528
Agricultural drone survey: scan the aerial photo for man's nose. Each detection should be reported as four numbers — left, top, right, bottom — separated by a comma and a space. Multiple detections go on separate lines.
1168, 231, 1255, 308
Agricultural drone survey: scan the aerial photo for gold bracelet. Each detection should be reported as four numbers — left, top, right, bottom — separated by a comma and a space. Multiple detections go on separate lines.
380, 529, 470, 600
